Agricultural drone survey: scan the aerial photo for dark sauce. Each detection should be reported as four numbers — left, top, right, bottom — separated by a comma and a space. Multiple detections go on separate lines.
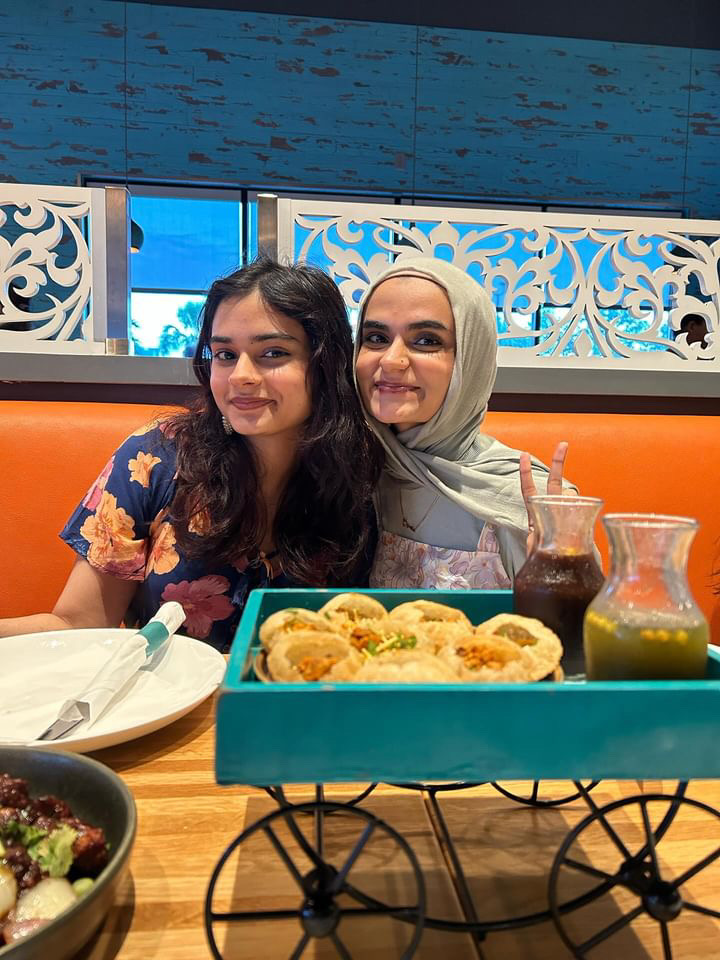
514, 551, 604, 677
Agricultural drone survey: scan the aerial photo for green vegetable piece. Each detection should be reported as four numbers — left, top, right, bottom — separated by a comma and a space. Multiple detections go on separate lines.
29, 824, 78, 878
2, 821, 48, 847
367, 640, 377, 654
386, 634, 417, 651
72, 877, 95, 897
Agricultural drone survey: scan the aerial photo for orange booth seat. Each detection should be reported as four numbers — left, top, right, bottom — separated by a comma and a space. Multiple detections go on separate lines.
1, 400, 718, 636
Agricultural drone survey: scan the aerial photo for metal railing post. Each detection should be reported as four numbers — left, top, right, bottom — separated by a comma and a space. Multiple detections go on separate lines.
257, 193, 279, 260
104, 185, 130, 354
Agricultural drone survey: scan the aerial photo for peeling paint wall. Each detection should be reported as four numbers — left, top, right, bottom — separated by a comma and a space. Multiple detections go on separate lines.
1, 1, 718, 215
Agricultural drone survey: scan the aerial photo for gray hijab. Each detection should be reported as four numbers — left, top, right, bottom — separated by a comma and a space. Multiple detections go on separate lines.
354, 257, 564, 567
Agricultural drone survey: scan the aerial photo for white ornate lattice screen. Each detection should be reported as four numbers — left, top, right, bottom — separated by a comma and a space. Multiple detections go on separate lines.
0, 184, 107, 354
277, 199, 719, 371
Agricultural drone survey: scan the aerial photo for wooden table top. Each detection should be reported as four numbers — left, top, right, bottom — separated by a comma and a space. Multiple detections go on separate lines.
77, 695, 720, 960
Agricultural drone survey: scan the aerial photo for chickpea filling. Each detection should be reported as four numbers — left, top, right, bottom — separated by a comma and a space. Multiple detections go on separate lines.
493, 623, 537, 646
296, 656, 339, 681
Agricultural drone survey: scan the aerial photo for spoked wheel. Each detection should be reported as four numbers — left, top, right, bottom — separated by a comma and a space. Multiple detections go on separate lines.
549, 788, 720, 959
263, 784, 379, 810
492, 780, 601, 808
205, 800, 426, 959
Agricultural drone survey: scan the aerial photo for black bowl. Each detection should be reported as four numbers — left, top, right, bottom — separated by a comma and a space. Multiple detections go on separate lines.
0, 747, 136, 959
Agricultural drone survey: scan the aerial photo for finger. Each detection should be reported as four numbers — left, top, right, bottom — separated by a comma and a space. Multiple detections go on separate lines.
519, 451, 537, 505
547, 441, 569, 495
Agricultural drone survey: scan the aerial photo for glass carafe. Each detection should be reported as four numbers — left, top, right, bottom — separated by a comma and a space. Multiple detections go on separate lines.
513, 496, 604, 679
584, 514, 708, 681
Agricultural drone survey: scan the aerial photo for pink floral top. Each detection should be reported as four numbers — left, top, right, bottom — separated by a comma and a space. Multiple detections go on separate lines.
370, 524, 512, 590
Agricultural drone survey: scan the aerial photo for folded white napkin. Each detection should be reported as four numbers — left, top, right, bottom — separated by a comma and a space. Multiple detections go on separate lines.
0, 609, 221, 745
0, 641, 147, 742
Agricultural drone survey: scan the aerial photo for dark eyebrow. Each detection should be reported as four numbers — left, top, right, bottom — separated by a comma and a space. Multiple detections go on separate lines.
363, 319, 450, 332
209, 333, 299, 344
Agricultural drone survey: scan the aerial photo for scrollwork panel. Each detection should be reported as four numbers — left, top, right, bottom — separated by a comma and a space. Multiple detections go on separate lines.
0, 187, 98, 350
291, 205, 718, 367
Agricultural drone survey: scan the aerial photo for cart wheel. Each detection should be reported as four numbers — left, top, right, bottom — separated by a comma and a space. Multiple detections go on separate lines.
263, 784, 379, 810
549, 792, 720, 959
205, 800, 426, 959
491, 780, 600, 808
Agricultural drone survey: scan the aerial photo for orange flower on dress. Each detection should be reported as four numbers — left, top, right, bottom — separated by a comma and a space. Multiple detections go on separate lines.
147, 508, 180, 576
80, 491, 145, 578
131, 418, 177, 438
128, 450, 162, 488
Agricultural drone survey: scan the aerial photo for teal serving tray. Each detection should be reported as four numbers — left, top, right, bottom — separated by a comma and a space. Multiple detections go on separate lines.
216, 588, 720, 787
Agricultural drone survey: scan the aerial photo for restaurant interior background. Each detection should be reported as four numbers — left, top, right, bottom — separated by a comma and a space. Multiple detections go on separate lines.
2, 8, 720, 955
0, 0, 717, 400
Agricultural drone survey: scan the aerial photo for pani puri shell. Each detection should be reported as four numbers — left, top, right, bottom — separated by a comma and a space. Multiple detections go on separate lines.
319, 593, 387, 621
259, 608, 329, 651
414, 620, 476, 653
389, 599, 472, 629
266, 630, 361, 683
439, 635, 532, 683
477, 613, 563, 681
353, 650, 460, 684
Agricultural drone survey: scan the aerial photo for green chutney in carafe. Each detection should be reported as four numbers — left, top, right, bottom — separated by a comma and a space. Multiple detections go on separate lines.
584, 608, 708, 680
583, 514, 708, 681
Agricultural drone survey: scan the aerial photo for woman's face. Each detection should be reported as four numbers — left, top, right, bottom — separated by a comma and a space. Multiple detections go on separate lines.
356, 276, 456, 431
209, 289, 312, 442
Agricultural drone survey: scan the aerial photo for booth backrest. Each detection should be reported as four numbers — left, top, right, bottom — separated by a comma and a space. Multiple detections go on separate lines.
2, 401, 718, 635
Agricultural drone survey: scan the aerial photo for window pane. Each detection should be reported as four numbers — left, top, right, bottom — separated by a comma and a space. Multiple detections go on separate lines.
130, 292, 205, 357
130, 195, 241, 292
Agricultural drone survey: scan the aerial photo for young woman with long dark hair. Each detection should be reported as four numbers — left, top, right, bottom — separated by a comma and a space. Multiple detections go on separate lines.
0, 258, 381, 650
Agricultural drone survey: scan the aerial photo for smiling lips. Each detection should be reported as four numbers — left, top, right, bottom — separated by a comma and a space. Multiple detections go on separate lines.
230, 396, 272, 410
375, 380, 419, 394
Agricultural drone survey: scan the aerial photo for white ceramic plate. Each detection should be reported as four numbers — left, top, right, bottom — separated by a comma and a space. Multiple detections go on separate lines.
0, 628, 226, 753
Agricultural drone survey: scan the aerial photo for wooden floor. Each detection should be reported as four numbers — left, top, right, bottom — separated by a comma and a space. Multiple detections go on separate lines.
77, 700, 720, 959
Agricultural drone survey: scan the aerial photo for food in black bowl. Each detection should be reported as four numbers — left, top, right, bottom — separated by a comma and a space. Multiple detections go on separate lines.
0, 748, 136, 959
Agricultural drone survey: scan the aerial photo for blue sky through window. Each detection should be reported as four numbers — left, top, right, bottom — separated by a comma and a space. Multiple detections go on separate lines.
129, 194, 240, 354
130, 196, 241, 293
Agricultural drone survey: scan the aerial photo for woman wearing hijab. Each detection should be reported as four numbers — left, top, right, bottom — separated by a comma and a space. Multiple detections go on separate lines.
354, 256, 573, 589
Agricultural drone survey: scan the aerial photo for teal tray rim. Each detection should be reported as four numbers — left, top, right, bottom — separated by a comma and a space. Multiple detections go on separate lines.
221, 587, 720, 696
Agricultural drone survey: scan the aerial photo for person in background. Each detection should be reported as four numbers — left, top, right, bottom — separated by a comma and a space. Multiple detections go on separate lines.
677, 313, 710, 351
0, 258, 381, 650
354, 257, 574, 590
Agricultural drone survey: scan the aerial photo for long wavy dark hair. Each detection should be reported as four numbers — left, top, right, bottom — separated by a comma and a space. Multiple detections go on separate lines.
164, 257, 382, 586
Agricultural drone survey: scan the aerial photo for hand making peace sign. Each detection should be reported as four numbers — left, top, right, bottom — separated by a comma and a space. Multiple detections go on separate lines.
519, 441, 575, 554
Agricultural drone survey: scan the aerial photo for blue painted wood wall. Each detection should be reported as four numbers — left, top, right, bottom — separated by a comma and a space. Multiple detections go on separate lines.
0, 0, 717, 215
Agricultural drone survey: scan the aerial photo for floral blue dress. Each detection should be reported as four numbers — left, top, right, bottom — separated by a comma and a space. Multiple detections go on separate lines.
60, 421, 293, 652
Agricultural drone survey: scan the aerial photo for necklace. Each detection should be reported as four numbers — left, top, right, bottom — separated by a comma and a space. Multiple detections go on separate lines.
397, 485, 439, 533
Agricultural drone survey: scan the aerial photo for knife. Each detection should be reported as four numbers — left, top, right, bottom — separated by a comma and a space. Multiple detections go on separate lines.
37, 602, 186, 741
